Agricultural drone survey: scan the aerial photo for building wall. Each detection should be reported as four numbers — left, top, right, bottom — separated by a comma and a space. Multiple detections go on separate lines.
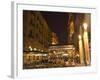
73, 13, 85, 50
23, 11, 51, 51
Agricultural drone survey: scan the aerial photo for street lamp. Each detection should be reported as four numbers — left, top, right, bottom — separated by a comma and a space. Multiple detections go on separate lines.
29, 46, 32, 51
78, 35, 81, 40
83, 23, 88, 31
33, 48, 37, 51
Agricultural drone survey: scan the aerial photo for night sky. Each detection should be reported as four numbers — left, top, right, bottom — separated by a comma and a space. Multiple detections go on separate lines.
41, 11, 69, 45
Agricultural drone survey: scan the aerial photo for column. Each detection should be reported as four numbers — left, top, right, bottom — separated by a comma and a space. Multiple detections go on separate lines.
83, 23, 90, 65
78, 35, 84, 65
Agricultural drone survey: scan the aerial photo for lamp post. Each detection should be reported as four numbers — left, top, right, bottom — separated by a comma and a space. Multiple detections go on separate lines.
78, 35, 84, 65
83, 23, 90, 65
29, 46, 33, 51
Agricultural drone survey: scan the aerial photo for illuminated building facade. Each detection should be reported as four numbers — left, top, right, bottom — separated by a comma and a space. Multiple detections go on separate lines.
67, 13, 91, 66
23, 11, 91, 69
74, 13, 91, 65
23, 11, 51, 68
23, 11, 51, 51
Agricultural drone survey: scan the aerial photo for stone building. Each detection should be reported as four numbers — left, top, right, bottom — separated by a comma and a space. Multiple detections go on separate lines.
23, 10, 51, 51
67, 13, 91, 66
23, 11, 51, 67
